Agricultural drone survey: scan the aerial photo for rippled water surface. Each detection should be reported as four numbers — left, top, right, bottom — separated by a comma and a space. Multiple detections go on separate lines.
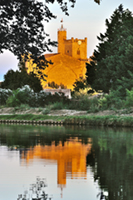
0, 124, 133, 200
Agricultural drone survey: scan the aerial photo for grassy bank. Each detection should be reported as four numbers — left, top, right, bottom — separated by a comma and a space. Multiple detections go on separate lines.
0, 114, 64, 121
0, 114, 133, 127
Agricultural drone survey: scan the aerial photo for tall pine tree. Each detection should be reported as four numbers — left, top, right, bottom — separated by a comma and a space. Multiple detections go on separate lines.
86, 5, 133, 96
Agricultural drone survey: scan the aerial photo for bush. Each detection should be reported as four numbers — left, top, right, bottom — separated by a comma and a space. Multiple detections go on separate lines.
5, 85, 70, 107
88, 98, 99, 113
6, 85, 36, 107
4, 85, 133, 111
42, 107, 51, 115
98, 90, 124, 110
50, 102, 66, 110
0, 88, 12, 105
124, 88, 133, 107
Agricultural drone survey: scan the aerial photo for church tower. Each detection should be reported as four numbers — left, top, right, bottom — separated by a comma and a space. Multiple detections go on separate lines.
58, 24, 66, 54
58, 22, 87, 61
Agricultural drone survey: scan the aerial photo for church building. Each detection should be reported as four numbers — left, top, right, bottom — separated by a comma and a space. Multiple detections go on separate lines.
26, 23, 89, 89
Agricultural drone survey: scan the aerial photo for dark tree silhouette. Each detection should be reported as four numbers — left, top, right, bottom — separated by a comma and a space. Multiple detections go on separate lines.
1, 61, 43, 92
0, 0, 101, 80
86, 5, 133, 96
73, 76, 87, 92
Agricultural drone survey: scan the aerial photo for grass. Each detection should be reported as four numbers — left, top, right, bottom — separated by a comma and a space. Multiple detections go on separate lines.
63, 115, 133, 127
0, 114, 133, 127
0, 114, 65, 121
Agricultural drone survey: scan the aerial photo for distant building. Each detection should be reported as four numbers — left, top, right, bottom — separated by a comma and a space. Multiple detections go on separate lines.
26, 23, 90, 89
44, 88, 71, 99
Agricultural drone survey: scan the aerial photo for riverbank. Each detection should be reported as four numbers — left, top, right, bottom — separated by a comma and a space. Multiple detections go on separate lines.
0, 113, 133, 127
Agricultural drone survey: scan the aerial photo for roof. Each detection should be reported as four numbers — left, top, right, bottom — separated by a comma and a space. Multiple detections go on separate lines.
44, 53, 59, 59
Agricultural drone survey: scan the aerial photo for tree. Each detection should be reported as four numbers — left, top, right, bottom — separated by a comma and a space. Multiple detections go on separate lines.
1, 62, 43, 92
48, 81, 67, 89
73, 76, 87, 92
0, 0, 100, 66
86, 5, 133, 96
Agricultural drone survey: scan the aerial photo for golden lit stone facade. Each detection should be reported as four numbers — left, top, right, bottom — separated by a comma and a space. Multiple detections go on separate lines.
58, 25, 87, 60
26, 24, 89, 89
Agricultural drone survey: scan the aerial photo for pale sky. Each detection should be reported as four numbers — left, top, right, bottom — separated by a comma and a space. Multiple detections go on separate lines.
0, 0, 133, 81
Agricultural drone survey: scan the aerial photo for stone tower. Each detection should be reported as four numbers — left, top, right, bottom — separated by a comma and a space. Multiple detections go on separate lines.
58, 24, 67, 54
58, 24, 87, 61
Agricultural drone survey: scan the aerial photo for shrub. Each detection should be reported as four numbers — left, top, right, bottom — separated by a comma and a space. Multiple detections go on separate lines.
88, 98, 99, 113
0, 88, 12, 105
124, 88, 133, 107
97, 90, 124, 110
6, 85, 36, 107
50, 102, 66, 110
37, 90, 50, 107
6, 91, 20, 107
42, 107, 51, 115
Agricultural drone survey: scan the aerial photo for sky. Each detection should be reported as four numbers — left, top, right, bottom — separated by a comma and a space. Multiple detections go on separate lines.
0, 0, 133, 81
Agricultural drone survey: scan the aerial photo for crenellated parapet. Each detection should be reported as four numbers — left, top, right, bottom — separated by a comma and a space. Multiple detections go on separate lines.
58, 25, 87, 60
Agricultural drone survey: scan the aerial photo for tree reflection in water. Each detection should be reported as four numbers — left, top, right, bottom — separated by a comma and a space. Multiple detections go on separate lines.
86, 128, 133, 200
1, 125, 133, 200
97, 191, 108, 200
17, 177, 52, 200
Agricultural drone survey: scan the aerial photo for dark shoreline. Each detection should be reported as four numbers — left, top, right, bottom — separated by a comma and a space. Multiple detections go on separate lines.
0, 114, 133, 127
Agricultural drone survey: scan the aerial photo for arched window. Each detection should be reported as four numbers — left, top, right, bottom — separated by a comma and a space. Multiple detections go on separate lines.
77, 49, 80, 55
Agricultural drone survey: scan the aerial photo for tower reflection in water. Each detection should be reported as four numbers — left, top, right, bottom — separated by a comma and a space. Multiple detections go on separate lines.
20, 137, 92, 191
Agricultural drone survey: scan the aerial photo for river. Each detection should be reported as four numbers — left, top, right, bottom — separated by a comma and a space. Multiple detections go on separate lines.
0, 124, 133, 200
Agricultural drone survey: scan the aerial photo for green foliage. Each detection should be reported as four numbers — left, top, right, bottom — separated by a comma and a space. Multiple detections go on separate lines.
124, 88, 133, 107
6, 86, 32, 107
37, 91, 70, 107
2, 85, 70, 107
42, 107, 51, 115
87, 98, 99, 113
50, 102, 65, 110
98, 90, 124, 110
48, 81, 67, 89
67, 96, 98, 111
1, 66, 42, 92
86, 5, 133, 96
0, 88, 12, 105
72, 89, 88, 99
0, 0, 100, 77
73, 76, 87, 92
0, 0, 58, 72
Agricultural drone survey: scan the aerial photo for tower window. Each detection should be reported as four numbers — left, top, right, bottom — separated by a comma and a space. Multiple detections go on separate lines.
77, 49, 80, 55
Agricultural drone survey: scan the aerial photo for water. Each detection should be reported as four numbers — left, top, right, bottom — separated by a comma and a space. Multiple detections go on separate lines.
0, 124, 133, 200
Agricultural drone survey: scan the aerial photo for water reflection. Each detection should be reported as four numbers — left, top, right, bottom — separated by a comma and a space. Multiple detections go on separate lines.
1, 125, 133, 200
20, 138, 92, 189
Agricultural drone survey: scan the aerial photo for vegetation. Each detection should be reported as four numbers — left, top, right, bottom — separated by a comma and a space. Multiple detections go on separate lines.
1, 84, 133, 113
1, 63, 43, 92
1, 114, 133, 127
0, 123, 133, 199
86, 5, 133, 97
0, 0, 100, 75
0, 85, 70, 107
48, 81, 67, 89
73, 76, 87, 92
